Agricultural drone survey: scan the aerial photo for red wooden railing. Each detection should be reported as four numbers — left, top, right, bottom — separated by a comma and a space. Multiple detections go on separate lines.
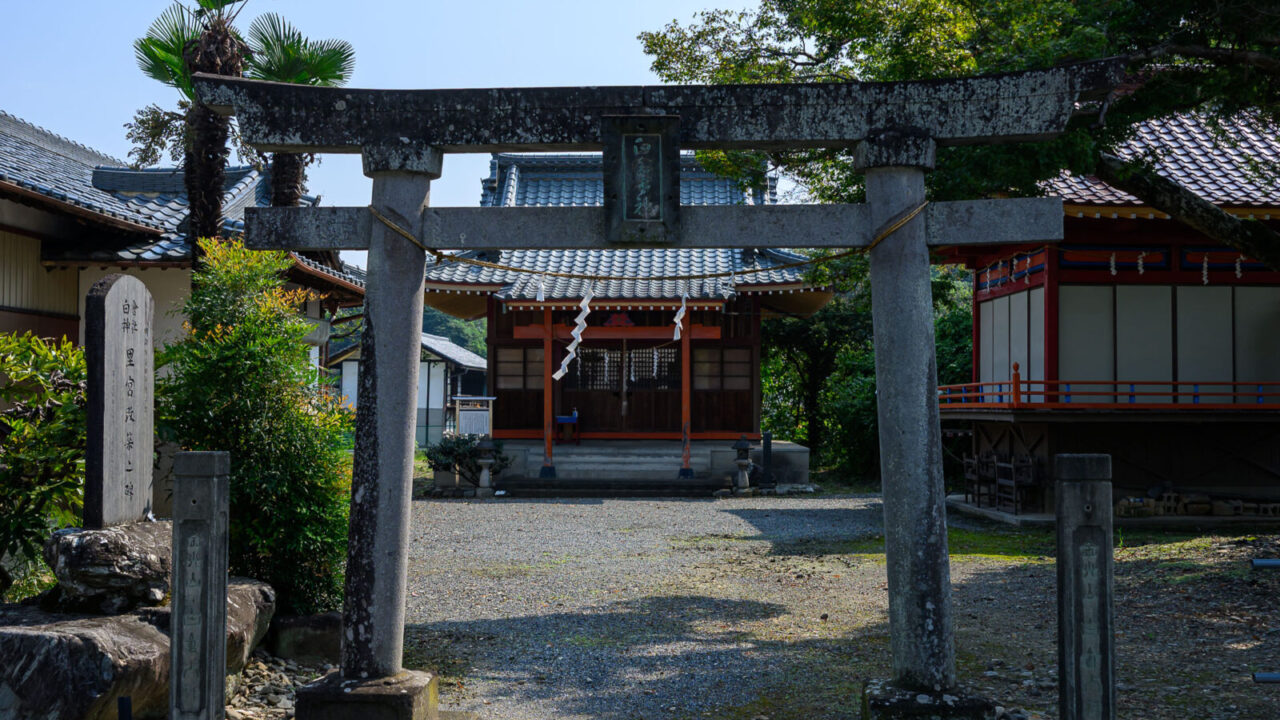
939, 363, 1280, 410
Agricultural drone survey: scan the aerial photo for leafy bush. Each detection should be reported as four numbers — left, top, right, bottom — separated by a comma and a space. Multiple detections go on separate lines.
0, 333, 86, 596
424, 434, 511, 487
159, 239, 352, 614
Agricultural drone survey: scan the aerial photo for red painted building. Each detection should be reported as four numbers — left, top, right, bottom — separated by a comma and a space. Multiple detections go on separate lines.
940, 115, 1280, 514
422, 154, 830, 481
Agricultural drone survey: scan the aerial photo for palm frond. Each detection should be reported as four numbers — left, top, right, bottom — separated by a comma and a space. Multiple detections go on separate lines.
246, 13, 355, 87
134, 2, 200, 99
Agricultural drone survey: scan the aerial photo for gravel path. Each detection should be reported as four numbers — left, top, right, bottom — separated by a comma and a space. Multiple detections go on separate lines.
404, 494, 887, 720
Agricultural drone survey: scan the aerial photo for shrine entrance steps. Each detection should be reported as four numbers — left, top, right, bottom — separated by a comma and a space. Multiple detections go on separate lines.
490, 439, 811, 496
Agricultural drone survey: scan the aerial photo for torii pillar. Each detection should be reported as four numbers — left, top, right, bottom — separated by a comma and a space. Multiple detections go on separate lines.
296, 145, 443, 719
857, 131, 967, 713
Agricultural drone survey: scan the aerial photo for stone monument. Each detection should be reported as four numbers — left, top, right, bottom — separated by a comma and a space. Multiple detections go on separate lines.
171, 451, 231, 720
1055, 454, 1116, 720
84, 274, 154, 529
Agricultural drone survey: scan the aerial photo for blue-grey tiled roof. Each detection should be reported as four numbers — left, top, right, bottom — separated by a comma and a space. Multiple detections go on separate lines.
0, 109, 356, 275
421, 333, 486, 369
427, 153, 800, 301
1047, 113, 1280, 208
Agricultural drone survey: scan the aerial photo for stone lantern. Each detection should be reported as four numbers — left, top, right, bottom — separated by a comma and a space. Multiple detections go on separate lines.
476, 436, 496, 495
732, 435, 753, 492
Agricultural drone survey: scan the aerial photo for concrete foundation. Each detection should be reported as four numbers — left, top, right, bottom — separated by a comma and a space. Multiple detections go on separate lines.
295, 670, 438, 720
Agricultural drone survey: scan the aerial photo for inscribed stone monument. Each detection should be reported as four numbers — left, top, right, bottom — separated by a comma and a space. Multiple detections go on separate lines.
171, 451, 231, 720
85, 274, 154, 529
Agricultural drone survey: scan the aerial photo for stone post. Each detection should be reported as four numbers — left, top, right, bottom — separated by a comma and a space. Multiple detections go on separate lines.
342, 145, 442, 680
859, 131, 991, 719
860, 133, 956, 690
1055, 454, 1115, 720
170, 451, 230, 720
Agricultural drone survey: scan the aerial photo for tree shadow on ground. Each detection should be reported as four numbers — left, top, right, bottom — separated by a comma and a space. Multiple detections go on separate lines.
404, 593, 883, 720
719, 505, 885, 556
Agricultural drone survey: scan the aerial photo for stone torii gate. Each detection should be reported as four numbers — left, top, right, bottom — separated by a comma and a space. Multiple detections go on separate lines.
195, 63, 1116, 719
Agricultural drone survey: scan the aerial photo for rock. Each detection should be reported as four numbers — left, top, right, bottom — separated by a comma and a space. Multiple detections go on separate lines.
42, 521, 172, 614
265, 611, 342, 665
0, 577, 275, 720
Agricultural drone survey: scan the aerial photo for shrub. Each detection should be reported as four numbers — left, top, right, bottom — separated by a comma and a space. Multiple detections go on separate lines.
424, 434, 511, 487
158, 239, 352, 614
0, 333, 86, 597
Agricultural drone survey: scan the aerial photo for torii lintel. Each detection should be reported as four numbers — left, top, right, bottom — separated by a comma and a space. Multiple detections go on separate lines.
191, 59, 1121, 154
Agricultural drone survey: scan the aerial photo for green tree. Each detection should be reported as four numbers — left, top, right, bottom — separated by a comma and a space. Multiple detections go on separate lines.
0, 334, 85, 596
244, 13, 356, 208
422, 306, 487, 357
158, 239, 353, 614
640, 0, 1280, 269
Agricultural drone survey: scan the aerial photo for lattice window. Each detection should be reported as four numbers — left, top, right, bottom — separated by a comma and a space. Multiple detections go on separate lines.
564, 348, 621, 391
496, 347, 544, 390
693, 347, 751, 390
628, 347, 681, 391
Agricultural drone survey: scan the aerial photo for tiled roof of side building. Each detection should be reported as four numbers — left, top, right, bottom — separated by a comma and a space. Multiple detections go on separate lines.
421, 333, 486, 370
0, 109, 169, 231
430, 153, 801, 301
1, 109, 364, 290
1046, 113, 1280, 208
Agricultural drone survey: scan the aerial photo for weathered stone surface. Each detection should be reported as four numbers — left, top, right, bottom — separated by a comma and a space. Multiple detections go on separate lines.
265, 611, 342, 665
84, 273, 155, 529
171, 451, 231, 720
243, 198, 1063, 252
343, 168, 433, 679
193, 61, 1123, 153
43, 521, 171, 614
295, 670, 438, 720
0, 578, 275, 720
862, 680, 996, 719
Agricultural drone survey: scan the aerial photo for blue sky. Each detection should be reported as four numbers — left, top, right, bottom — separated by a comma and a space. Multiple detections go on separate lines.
1, 0, 750, 266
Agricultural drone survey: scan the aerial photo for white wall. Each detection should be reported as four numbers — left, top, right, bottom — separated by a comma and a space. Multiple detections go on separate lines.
1176, 286, 1233, 402
1116, 286, 1173, 403
1, 229, 78, 315
341, 360, 359, 408
77, 267, 192, 349
978, 288, 1046, 401
1059, 285, 1114, 401
1235, 286, 1280, 403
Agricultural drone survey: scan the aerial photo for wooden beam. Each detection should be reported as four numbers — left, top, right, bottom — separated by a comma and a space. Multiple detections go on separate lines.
542, 308, 554, 471
512, 324, 720, 341
680, 312, 692, 476
193, 62, 1122, 153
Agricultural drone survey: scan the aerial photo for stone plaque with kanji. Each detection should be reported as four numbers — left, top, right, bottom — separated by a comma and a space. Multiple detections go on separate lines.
602, 115, 680, 245
85, 274, 154, 528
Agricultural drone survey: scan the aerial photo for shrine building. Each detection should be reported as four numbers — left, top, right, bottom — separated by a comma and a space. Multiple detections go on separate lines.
940, 114, 1280, 517
423, 153, 831, 485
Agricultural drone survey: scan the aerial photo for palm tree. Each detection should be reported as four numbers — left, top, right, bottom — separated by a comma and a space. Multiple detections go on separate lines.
244, 13, 356, 208
134, 1, 248, 242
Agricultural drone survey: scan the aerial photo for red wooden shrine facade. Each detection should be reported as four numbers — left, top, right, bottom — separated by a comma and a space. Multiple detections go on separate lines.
486, 296, 763, 442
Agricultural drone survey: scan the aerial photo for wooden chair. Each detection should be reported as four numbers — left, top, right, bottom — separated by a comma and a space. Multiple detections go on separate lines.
996, 454, 1040, 514
963, 453, 996, 507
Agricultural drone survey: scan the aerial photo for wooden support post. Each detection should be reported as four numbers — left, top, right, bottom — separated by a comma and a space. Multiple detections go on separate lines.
541, 308, 555, 478
680, 310, 693, 478
1012, 362, 1022, 407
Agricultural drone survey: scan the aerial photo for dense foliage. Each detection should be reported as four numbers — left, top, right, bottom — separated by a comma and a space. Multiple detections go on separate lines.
422, 306, 487, 357
159, 239, 352, 614
760, 262, 972, 482
0, 334, 86, 596
641, 0, 1280, 268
